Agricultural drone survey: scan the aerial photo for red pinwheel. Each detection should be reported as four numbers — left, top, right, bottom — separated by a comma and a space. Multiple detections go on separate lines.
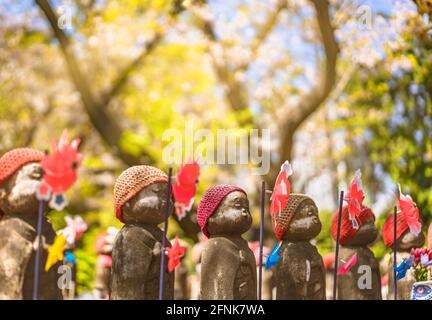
166, 236, 187, 272
398, 184, 421, 236
270, 161, 292, 216
172, 162, 200, 220
344, 169, 365, 229
36, 130, 82, 211
337, 253, 358, 275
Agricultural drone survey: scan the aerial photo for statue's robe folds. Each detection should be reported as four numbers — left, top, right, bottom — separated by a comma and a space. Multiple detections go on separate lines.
110, 224, 174, 300
200, 236, 257, 300
337, 246, 382, 300
276, 241, 326, 300
0, 216, 62, 300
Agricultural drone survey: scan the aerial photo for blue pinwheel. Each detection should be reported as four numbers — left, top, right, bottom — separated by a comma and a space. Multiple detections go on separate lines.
265, 242, 281, 270
395, 256, 414, 280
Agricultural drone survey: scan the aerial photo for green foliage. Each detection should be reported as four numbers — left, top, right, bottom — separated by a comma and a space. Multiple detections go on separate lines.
316, 210, 334, 256
339, 15, 432, 225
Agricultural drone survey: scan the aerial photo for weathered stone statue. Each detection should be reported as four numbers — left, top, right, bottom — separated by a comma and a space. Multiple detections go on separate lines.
198, 185, 257, 300
110, 165, 174, 300
94, 229, 116, 299
382, 212, 425, 300
0, 148, 62, 300
272, 194, 326, 300
331, 206, 382, 300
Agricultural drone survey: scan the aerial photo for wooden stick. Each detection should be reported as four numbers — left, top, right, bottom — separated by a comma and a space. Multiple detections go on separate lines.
393, 205, 397, 300
332, 190, 344, 300
32, 200, 45, 300
258, 181, 265, 300
159, 167, 172, 300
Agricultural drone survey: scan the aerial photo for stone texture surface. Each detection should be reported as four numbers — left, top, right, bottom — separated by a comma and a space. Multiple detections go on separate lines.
200, 191, 257, 300
275, 197, 325, 300
0, 163, 62, 300
386, 230, 425, 300
110, 182, 174, 300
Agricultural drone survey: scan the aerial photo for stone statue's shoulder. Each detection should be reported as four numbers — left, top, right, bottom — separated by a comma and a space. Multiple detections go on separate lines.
203, 237, 241, 261
117, 225, 158, 250
0, 217, 35, 242
207, 236, 238, 249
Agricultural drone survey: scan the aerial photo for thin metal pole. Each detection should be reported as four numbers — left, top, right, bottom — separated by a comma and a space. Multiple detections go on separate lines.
33, 200, 45, 300
393, 206, 397, 300
333, 190, 344, 300
258, 180, 265, 300
159, 168, 172, 300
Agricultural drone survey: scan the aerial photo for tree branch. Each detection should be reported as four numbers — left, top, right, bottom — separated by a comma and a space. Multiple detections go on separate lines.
277, 0, 339, 169
101, 33, 162, 108
238, 0, 286, 71
195, 1, 286, 125
35, 0, 160, 166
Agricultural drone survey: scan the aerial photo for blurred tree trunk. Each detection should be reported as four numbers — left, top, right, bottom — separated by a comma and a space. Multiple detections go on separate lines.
194, 0, 339, 243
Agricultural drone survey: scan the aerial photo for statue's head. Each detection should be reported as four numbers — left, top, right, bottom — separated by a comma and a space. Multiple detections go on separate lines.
114, 165, 170, 225
331, 205, 377, 246
382, 212, 425, 251
198, 185, 252, 237
272, 194, 321, 241
0, 148, 44, 217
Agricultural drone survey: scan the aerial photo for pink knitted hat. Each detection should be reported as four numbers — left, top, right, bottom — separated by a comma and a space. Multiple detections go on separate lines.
197, 184, 246, 237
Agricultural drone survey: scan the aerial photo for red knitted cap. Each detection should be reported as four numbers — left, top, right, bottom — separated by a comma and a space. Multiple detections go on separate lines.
197, 184, 246, 237
113, 165, 168, 222
0, 148, 44, 219
381, 212, 410, 248
331, 205, 375, 245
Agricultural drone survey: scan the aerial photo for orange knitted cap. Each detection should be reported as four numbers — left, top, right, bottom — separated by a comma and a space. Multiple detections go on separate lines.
331, 205, 375, 245
0, 148, 44, 187
113, 165, 168, 222
272, 194, 313, 241
381, 213, 410, 248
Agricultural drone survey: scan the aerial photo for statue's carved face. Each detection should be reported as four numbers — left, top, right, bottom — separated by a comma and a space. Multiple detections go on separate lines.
122, 182, 171, 225
207, 191, 252, 236
347, 216, 377, 246
284, 200, 321, 241
0, 162, 43, 216
397, 229, 425, 251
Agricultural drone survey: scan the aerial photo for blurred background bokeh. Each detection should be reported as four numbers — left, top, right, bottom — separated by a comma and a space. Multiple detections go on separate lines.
0, 0, 430, 295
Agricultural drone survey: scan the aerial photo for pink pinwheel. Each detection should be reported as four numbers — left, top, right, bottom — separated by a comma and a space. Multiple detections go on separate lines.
344, 169, 365, 229
270, 161, 292, 216
337, 253, 358, 275
37, 130, 81, 211
172, 162, 200, 220
398, 184, 421, 236
60, 215, 88, 247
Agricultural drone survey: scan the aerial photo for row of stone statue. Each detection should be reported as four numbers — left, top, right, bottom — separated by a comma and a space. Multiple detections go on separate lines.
0, 148, 427, 300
